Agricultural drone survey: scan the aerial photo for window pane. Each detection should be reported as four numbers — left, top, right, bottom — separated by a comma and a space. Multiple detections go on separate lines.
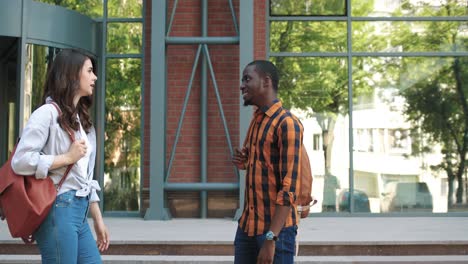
270, 0, 346, 16
107, 23, 143, 54
108, 0, 142, 18
270, 21, 347, 53
271, 57, 351, 213
1, 37, 19, 162
34, 0, 103, 18
353, 57, 468, 213
24, 44, 60, 124
104, 58, 142, 212
352, 0, 467, 17
352, 21, 468, 53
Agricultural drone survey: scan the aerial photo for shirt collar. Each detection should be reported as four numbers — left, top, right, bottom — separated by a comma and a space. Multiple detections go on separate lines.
255, 99, 282, 118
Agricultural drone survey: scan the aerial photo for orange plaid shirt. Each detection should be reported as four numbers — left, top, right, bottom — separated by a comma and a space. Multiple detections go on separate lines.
239, 100, 303, 236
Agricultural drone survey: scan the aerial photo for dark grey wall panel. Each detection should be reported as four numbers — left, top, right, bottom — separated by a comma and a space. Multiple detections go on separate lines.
27, 1, 97, 54
0, 0, 22, 37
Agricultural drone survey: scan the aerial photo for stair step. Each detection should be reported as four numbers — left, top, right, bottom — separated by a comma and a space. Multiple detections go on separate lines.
2, 255, 468, 264
2, 242, 468, 256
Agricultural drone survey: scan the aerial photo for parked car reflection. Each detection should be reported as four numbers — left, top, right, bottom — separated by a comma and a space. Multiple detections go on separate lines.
336, 189, 371, 212
380, 182, 433, 212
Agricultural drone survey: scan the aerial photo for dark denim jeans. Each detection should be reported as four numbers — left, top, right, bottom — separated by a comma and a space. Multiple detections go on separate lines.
234, 225, 297, 264
34, 190, 102, 264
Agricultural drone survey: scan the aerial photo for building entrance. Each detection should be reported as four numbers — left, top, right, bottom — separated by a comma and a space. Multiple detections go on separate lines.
0, 36, 19, 164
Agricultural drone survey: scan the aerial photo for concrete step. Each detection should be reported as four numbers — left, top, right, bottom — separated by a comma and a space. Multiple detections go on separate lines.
2, 255, 468, 264
2, 241, 468, 256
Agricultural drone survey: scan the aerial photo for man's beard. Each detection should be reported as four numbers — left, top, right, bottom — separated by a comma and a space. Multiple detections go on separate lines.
243, 99, 252, 106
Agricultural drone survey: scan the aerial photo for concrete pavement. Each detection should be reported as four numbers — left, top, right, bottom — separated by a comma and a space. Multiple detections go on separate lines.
1, 217, 468, 245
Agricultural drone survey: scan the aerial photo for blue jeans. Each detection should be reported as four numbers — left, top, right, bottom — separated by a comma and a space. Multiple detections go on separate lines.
234, 225, 297, 264
34, 190, 102, 264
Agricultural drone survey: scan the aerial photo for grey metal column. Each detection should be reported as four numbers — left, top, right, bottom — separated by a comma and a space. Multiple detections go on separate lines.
346, 0, 355, 213
139, 0, 147, 220
96, 0, 107, 208
0, 63, 5, 163
145, 0, 170, 220
200, 0, 208, 219
17, 0, 29, 133
235, 0, 254, 220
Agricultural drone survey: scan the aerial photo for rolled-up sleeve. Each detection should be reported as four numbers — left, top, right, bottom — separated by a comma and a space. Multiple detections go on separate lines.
88, 179, 101, 203
11, 106, 54, 179
275, 117, 302, 207
87, 128, 100, 203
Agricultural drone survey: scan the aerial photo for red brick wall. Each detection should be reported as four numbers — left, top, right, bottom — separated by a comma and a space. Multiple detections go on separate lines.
254, 0, 267, 60
143, 0, 267, 217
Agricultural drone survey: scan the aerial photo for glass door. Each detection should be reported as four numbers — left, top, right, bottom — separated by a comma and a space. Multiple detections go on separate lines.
0, 36, 19, 164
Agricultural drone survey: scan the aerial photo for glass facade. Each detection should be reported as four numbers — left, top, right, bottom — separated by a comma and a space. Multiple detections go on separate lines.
104, 58, 142, 212
3, 0, 466, 217
269, 0, 468, 214
29, 0, 144, 214
102, 0, 143, 213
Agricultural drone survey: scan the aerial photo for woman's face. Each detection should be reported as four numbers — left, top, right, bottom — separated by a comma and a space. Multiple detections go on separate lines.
78, 58, 97, 97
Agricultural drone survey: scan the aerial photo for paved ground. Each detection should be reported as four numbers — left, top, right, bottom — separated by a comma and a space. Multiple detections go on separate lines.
2, 254, 468, 264
2, 216, 467, 245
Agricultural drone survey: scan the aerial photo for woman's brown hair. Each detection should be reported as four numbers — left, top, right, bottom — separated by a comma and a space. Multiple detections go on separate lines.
42, 49, 95, 133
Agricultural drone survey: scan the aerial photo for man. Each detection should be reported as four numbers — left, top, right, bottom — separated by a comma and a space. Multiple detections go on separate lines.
232, 60, 303, 264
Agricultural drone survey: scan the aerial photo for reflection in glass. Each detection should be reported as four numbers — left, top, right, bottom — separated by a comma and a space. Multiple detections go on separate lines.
271, 56, 350, 213
353, 57, 468, 213
24, 44, 59, 124
0, 36, 19, 163
352, 0, 467, 17
108, 0, 142, 18
352, 21, 468, 53
34, 0, 103, 18
270, 21, 347, 53
107, 23, 143, 54
270, 0, 346, 16
104, 58, 142, 212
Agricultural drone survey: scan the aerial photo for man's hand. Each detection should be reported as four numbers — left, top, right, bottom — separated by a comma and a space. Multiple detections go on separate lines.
257, 240, 275, 264
232, 147, 249, 170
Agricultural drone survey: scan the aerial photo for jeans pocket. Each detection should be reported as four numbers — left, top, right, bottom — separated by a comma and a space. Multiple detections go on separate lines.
55, 192, 74, 207
277, 226, 296, 254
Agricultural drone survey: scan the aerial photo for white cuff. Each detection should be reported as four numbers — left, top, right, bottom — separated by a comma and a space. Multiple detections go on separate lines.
35, 155, 54, 179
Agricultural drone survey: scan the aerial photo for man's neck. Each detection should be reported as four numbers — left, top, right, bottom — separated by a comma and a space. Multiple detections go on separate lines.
256, 95, 278, 109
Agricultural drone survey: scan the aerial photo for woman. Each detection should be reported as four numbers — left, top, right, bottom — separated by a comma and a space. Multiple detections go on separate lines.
11, 49, 109, 263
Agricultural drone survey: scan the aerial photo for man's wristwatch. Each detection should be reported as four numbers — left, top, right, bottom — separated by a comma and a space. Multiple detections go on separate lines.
265, 230, 278, 241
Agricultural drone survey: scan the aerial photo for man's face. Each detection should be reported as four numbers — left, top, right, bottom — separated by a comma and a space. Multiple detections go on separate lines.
240, 65, 264, 107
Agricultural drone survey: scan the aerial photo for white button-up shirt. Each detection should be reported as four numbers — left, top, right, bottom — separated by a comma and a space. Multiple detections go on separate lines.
11, 100, 101, 202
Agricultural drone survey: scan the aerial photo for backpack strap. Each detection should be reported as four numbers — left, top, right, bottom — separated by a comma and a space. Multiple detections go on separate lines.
48, 101, 75, 191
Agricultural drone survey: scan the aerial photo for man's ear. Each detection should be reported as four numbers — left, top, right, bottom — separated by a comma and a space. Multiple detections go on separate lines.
263, 75, 272, 89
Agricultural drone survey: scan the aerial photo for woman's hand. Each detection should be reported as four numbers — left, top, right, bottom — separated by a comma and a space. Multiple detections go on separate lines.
49, 139, 89, 170
67, 139, 88, 164
89, 202, 109, 252
94, 219, 110, 252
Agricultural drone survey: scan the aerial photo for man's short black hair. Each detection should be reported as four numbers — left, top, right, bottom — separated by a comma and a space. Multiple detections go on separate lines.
247, 60, 279, 93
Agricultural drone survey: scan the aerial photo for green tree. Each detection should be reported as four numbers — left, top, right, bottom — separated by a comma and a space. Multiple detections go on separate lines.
390, 1, 468, 207
36, 0, 102, 17
270, 0, 379, 175
102, 0, 142, 211
104, 58, 141, 211
34, 0, 143, 211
